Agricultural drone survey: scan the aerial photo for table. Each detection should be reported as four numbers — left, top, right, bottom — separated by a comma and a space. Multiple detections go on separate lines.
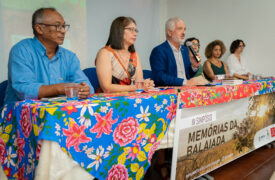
1, 79, 274, 179
0, 90, 177, 180
171, 79, 275, 179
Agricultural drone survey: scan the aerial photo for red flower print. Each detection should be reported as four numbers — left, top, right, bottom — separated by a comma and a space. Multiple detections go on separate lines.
20, 106, 32, 138
61, 106, 77, 115
3, 166, 11, 177
0, 137, 6, 164
113, 117, 139, 146
148, 141, 160, 164
90, 109, 118, 138
166, 100, 177, 121
148, 134, 157, 144
17, 164, 27, 180
16, 130, 25, 163
107, 164, 128, 180
6, 110, 12, 121
36, 140, 42, 160
63, 123, 91, 152
126, 143, 141, 161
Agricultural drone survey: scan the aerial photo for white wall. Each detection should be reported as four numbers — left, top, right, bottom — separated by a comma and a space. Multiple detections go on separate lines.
167, 0, 275, 76
86, 0, 161, 70
1, 0, 274, 83
0, 0, 161, 82
0, 0, 90, 82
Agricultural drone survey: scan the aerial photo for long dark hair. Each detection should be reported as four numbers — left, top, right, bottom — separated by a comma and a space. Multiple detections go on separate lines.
106, 16, 136, 53
230, 39, 245, 53
184, 37, 200, 47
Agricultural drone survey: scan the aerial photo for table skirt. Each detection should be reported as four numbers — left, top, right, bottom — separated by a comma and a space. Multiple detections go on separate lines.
1, 140, 94, 180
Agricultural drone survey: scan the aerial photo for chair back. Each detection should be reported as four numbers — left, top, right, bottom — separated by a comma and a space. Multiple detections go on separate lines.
143, 69, 152, 79
83, 67, 99, 91
0, 80, 8, 109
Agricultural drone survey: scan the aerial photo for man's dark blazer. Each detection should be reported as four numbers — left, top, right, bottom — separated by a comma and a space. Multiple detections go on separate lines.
149, 40, 197, 86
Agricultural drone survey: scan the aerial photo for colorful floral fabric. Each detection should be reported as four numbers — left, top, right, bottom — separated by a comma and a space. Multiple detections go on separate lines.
0, 93, 177, 180
245, 79, 275, 95
0, 80, 274, 179
179, 79, 275, 108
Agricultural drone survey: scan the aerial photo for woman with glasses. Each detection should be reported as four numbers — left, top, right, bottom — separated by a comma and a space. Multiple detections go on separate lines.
227, 39, 251, 80
95, 16, 154, 93
203, 40, 230, 81
184, 37, 203, 77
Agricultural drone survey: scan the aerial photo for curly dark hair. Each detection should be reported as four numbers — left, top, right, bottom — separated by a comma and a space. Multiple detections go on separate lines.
230, 39, 245, 53
205, 40, 226, 59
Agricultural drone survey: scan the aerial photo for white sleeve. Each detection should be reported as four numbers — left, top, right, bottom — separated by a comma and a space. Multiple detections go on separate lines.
241, 56, 249, 73
227, 55, 237, 76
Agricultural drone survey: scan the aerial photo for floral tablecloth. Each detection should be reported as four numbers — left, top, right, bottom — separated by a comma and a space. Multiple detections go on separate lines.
0, 92, 177, 180
179, 79, 275, 108
1, 79, 274, 179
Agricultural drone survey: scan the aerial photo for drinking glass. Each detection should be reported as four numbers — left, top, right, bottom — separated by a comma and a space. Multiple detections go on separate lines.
135, 79, 144, 93
64, 83, 79, 101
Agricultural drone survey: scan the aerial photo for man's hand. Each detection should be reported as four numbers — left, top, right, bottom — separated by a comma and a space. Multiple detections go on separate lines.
78, 82, 90, 99
186, 77, 204, 86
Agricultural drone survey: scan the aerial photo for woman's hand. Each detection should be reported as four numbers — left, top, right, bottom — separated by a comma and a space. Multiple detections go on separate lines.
144, 79, 155, 92
190, 53, 201, 68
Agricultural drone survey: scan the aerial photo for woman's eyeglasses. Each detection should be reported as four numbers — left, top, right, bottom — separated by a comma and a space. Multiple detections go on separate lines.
192, 43, 200, 48
124, 27, 139, 33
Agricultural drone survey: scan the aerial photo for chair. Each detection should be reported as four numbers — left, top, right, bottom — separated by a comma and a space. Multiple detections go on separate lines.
143, 69, 153, 79
83, 67, 99, 91
0, 80, 8, 109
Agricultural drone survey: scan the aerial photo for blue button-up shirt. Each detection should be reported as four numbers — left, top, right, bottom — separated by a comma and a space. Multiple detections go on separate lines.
4, 37, 94, 103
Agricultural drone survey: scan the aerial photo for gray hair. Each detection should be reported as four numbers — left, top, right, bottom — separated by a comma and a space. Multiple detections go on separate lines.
165, 17, 184, 39
32, 7, 56, 36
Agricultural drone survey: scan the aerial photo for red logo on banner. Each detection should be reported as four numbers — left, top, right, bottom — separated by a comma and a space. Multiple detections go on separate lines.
271, 127, 275, 137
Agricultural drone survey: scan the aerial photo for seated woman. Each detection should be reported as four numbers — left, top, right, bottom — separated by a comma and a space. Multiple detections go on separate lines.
184, 37, 203, 77
203, 40, 230, 81
227, 39, 250, 80
96, 16, 154, 93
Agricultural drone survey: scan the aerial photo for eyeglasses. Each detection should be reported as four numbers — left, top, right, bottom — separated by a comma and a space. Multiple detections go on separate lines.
192, 43, 200, 48
124, 27, 139, 33
238, 45, 245, 48
38, 23, 70, 31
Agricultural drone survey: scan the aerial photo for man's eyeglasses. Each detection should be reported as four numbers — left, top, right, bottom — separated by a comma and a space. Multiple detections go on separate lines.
124, 27, 139, 33
38, 23, 70, 31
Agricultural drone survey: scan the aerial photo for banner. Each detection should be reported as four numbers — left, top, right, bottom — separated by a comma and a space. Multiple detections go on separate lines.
171, 93, 275, 180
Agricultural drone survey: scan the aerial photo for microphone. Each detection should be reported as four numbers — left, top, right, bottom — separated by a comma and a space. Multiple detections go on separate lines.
186, 41, 201, 62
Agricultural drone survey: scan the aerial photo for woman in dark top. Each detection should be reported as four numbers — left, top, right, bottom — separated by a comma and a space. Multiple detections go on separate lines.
184, 37, 203, 77
203, 40, 230, 81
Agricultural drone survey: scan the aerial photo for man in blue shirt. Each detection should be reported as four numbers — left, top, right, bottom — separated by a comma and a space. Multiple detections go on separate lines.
4, 7, 93, 103
150, 17, 202, 86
